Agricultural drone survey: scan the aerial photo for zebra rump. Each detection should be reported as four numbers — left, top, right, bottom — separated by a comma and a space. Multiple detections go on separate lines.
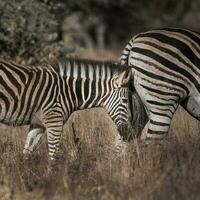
120, 28, 200, 139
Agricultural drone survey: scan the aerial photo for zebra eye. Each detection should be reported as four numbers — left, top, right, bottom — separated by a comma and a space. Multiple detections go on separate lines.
122, 99, 128, 103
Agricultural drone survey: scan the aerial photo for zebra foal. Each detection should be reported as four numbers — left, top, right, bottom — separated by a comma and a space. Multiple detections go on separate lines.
0, 58, 132, 160
121, 28, 200, 139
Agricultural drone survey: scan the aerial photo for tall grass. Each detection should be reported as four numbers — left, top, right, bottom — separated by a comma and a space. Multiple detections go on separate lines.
1, 107, 200, 200
1, 50, 200, 200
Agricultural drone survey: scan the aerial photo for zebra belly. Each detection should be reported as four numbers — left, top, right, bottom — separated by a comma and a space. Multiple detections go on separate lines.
0, 98, 35, 126
0, 116, 32, 126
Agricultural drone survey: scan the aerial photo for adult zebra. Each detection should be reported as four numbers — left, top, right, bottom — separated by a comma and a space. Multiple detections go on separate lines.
120, 28, 200, 139
0, 58, 132, 160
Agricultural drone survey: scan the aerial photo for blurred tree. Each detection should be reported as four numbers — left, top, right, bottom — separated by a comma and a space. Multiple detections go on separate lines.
59, 0, 198, 49
0, 0, 66, 63
0, 0, 199, 59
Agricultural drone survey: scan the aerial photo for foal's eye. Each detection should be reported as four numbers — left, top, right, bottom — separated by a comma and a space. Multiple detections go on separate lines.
122, 99, 128, 103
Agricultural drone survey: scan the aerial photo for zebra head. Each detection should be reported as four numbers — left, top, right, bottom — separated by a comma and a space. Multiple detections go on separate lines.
102, 65, 133, 141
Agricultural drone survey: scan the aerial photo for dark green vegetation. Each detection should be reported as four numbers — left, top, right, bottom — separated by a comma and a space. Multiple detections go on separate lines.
0, 0, 200, 63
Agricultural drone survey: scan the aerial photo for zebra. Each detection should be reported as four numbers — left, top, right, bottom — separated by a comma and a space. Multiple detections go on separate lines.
120, 27, 200, 139
0, 58, 132, 160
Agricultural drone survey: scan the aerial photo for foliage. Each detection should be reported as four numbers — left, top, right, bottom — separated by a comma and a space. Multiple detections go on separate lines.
50, 0, 197, 48
0, 0, 65, 63
0, 0, 199, 61
1, 108, 200, 200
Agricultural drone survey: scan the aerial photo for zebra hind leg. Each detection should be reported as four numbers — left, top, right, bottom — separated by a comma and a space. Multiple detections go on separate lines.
23, 122, 45, 156
146, 106, 177, 140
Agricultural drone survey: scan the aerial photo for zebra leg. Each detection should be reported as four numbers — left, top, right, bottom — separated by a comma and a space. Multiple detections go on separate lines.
45, 113, 64, 161
146, 108, 177, 139
23, 116, 45, 155
133, 82, 179, 139
23, 124, 45, 155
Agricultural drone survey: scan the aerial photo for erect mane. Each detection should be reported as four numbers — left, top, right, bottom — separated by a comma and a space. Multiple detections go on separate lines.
0, 58, 128, 74
50, 57, 126, 75
64, 57, 117, 67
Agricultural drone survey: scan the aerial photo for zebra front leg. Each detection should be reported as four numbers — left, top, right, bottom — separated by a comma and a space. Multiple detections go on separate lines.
45, 114, 64, 161
45, 116, 64, 175
138, 115, 172, 148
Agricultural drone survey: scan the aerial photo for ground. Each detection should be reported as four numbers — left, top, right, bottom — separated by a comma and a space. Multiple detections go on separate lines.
1, 107, 200, 200
1, 50, 200, 200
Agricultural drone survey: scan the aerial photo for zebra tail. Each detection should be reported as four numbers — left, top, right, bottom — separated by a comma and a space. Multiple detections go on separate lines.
120, 34, 139, 65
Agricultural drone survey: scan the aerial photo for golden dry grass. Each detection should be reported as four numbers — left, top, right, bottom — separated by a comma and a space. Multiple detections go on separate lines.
1, 50, 200, 200
1, 107, 200, 200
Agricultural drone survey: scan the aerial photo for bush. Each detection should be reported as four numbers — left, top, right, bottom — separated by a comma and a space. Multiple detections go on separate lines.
0, 0, 65, 63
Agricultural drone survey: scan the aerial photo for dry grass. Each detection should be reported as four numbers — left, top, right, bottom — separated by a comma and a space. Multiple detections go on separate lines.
1, 107, 200, 200
1, 50, 200, 200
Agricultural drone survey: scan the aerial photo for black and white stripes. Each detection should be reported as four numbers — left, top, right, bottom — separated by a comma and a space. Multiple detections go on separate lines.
120, 28, 200, 139
0, 58, 132, 160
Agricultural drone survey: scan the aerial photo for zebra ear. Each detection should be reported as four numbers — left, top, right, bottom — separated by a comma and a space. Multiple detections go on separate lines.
114, 68, 132, 87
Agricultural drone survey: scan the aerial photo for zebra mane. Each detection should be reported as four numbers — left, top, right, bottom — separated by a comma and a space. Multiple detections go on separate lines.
50, 57, 127, 78
58, 57, 117, 66
0, 58, 128, 79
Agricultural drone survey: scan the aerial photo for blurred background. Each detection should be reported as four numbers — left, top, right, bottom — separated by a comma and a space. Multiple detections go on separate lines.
1, 0, 200, 63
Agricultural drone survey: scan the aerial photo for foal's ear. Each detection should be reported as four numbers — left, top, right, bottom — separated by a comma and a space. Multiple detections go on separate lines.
114, 67, 132, 87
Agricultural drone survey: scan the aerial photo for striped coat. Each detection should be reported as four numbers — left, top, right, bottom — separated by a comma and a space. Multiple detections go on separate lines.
0, 58, 132, 160
121, 28, 200, 139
